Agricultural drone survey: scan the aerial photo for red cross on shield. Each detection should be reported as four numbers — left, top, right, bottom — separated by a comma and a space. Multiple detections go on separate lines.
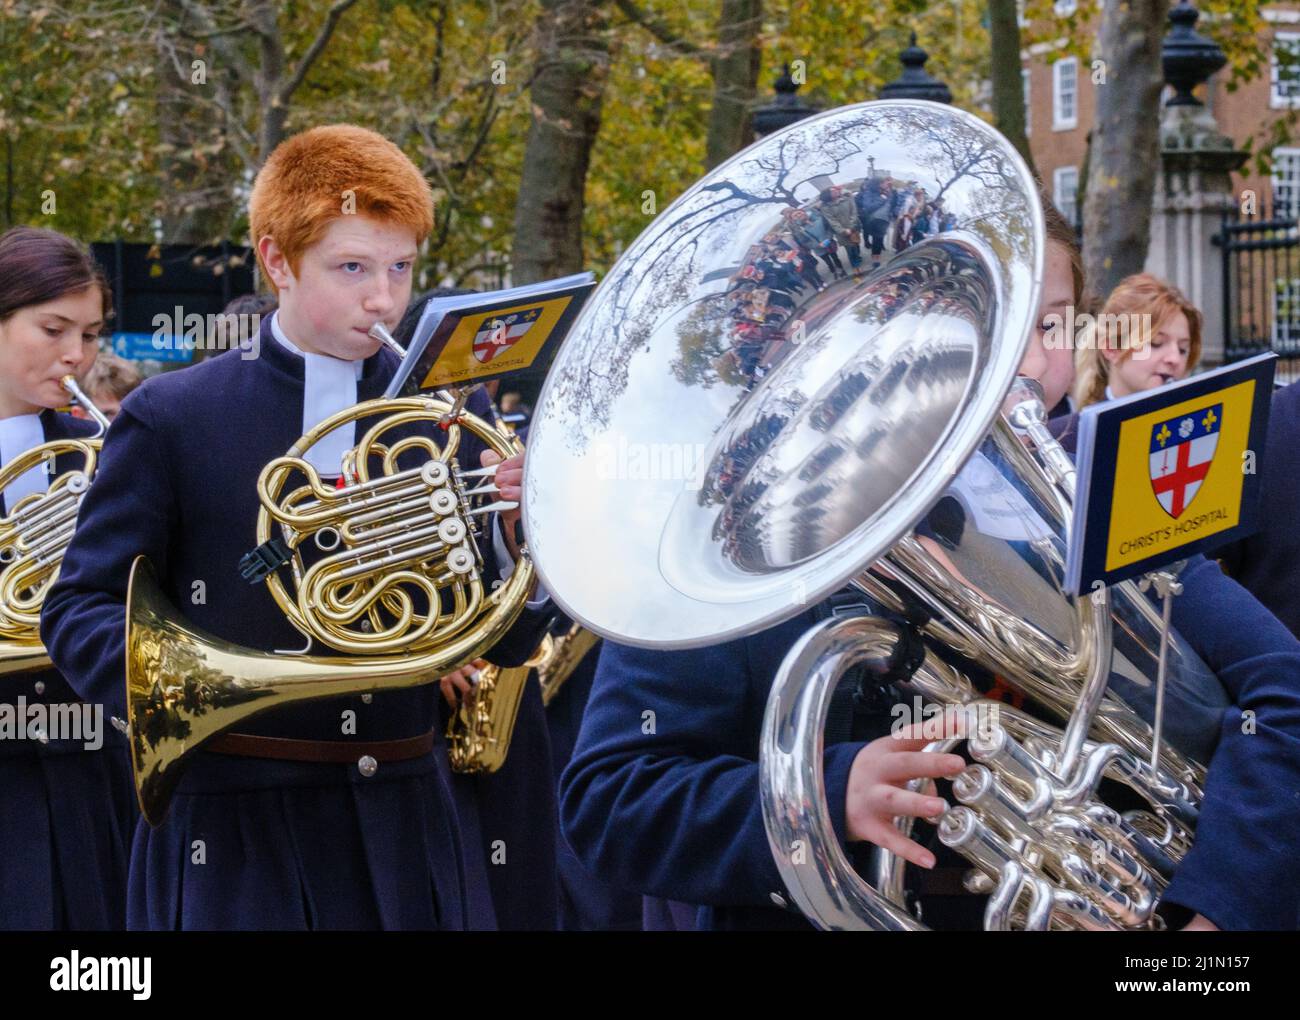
1149, 407, 1220, 519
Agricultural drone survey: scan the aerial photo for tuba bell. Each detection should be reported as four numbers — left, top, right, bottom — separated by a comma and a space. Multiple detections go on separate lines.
0, 374, 109, 674
521, 100, 1227, 929
126, 352, 536, 825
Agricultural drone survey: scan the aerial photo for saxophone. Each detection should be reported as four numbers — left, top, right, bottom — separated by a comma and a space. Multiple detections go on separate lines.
445, 621, 599, 773
537, 621, 600, 707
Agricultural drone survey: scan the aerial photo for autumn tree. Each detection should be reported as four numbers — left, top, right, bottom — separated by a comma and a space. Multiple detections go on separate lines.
153, 0, 361, 241
511, 0, 612, 283
989, 0, 1035, 176
1080, 0, 1167, 301
614, 0, 763, 171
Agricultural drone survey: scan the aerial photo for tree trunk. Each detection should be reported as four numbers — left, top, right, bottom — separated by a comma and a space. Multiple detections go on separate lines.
988, 0, 1035, 177
248, 0, 289, 160
155, 9, 233, 245
704, 0, 762, 170
1082, 0, 1168, 301
510, 0, 611, 284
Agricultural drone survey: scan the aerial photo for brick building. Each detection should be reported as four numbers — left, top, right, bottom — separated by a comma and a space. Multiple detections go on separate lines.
1022, 3, 1300, 226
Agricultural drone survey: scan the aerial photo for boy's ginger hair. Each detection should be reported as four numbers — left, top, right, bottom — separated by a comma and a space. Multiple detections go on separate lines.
249, 124, 434, 294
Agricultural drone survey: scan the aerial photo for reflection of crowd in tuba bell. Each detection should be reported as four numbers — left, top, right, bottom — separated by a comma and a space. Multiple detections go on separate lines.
720, 189, 985, 396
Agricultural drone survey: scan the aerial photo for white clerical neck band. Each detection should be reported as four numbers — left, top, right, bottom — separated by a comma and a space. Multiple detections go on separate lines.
270, 311, 362, 476
0, 413, 49, 510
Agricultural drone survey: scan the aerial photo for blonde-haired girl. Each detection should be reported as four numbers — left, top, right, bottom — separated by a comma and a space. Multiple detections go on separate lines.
1073, 273, 1202, 409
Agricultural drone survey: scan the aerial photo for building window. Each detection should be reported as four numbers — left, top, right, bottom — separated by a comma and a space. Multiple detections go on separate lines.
1023, 68, 1031, 135
1272, 32, 1300, 109
1055, 0, 1078, 14
1053, 57, 1078, 130
1054, 166, 1079, 227
1016, 0, 1029, 28
1273, 147, 1300, 221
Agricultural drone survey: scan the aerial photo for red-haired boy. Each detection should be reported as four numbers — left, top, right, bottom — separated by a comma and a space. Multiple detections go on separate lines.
43, 125, 544, 930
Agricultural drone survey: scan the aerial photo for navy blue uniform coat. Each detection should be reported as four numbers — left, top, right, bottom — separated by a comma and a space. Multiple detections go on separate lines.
446, 391, 560, 931
542, 628, 642, 930
1217, 380, 1300, 638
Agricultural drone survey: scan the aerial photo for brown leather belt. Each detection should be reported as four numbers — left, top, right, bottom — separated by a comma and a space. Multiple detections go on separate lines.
205, 730, 436, 764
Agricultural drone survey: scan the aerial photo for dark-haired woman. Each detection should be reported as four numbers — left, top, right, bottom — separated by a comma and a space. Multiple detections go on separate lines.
0, 226, 135, 930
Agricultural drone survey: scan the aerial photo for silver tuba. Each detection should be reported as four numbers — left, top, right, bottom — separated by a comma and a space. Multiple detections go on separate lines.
522, 100, 1228, 930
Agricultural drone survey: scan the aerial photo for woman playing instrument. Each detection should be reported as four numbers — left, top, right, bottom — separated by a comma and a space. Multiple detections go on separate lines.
1071, 273, 1202, 411
0, 226, 135, 930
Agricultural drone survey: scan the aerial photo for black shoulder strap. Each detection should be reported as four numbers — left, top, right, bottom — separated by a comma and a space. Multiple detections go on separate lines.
816, 587, 927, 744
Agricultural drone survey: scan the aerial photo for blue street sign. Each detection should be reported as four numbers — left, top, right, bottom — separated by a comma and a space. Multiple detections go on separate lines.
112, 332, 194, 363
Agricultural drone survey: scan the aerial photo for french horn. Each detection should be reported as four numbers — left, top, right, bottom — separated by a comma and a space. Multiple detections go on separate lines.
0, 374, 109, 674
126, 350, 536, 824
522, 100, 1228, 929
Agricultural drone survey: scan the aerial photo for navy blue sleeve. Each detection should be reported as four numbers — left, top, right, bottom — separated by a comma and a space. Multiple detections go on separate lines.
559, 634, 865, 908
1160, 556, 1300, 930
480, 590, 550, 667
41, 388, 178, 720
